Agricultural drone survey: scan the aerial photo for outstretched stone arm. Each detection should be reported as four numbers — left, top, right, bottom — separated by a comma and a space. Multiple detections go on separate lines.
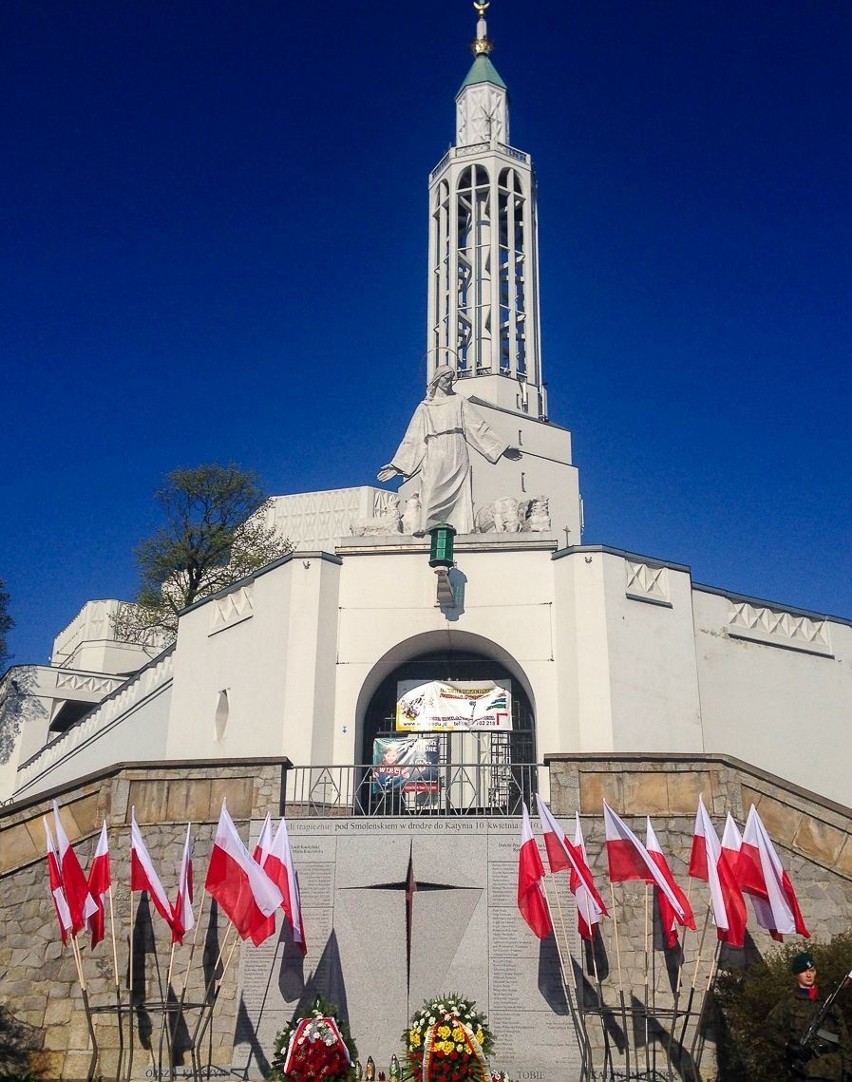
377, 464, 404, 482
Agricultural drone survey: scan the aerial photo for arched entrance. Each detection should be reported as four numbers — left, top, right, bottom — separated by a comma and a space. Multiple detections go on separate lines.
359, 647, 536, 814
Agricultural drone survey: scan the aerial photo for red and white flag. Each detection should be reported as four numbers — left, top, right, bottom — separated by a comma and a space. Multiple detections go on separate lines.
252, 813, 273, 866
603, 801, 689, 922
205, 801, 283, 946
719, 813, 750, 950
258, 817, 307, 955
43, 818, 72, 945
536, 796, 607, 939
171, 823, 195, 946
646, 817, 695, 948
572, 813, 605, 941
517, 803, 552, 939
130, 809, 177, 933
86, 821, 111, 949
688, 797, 746, 948
737, 805, 809, 940
52, 801, 97, 933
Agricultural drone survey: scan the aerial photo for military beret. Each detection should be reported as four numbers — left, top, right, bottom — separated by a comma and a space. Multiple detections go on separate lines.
791, 952, 816, 974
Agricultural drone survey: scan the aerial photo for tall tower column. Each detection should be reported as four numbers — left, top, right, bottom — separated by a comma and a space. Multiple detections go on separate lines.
427, 2, 546, 419
398, 2, 582, 543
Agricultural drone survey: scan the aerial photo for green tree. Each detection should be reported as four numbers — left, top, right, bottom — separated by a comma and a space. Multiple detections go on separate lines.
114, 465, 292, 643
0, 579, 13, 667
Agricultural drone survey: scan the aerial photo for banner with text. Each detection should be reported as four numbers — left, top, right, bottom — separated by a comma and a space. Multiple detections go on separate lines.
395, 679, 512, 731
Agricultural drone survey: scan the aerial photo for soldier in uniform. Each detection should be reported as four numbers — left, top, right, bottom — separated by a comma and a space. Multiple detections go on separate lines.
767, 952, 848, 1081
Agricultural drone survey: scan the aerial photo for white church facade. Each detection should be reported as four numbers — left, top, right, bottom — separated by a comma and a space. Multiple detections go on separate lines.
3, 4, 849, 811
7, 529, 852, 810
1, 9, 851, 1080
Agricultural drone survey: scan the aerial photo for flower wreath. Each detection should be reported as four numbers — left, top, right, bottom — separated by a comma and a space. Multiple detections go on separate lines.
267, 994, 357, 1082
403, 994, 495, 1082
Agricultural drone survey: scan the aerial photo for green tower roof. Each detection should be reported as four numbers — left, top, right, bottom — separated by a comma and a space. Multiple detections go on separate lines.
457, 54, 507, 95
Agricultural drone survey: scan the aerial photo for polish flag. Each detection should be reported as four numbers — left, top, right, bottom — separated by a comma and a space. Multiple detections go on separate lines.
52, 801, 97, 933
646, 817, 695, 948
252, 813, 273, 865
572, 813, 605, 941
258, 818, 307, 955
718, 814, 749, 949
517, 803, 552, 939
130, 809, 177, 933
43, 818, 72, 945
737, 805, 809, 940
205, 801, 283, 946
248, 814, 277, 948
603, 802, 689, 923
171, 824, 195, 946
536, 796, 607, 939
86, 821, 111, 949
688, 797, 746, 948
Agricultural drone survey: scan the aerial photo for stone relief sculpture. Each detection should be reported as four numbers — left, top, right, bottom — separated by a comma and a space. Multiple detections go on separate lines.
350, 494, 402, 537
377, 365, 519, 535
525, 495, 551, 532
474, 495, 551, 534
401, 494, 421, 536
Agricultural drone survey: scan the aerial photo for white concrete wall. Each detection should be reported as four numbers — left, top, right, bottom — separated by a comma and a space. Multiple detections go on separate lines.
165, 555, 343, 767
11, 540, 852, 810
335, 538, 559, 763
13, 677, 173, 798
693, 588, 852, 806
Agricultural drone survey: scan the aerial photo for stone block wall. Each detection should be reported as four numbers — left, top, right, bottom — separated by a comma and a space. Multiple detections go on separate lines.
545, 753, 852, 1082
1, 754, 849, 1081
0, 760, 287, 1081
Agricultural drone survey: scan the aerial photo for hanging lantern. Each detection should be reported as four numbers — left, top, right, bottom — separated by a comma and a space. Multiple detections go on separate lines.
428, 522, 456, 568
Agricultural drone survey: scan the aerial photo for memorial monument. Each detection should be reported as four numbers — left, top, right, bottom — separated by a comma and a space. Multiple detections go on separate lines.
1, 4, 851, 1082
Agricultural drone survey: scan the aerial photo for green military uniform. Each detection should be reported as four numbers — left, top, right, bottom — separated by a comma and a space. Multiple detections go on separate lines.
767, 954, 848, 1082
768, 987, 847, 1081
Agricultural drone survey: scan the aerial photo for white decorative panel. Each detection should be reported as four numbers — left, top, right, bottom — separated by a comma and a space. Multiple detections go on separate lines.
727, 602, 832, 655
209, 583, 254, 636
625, 561, 671, 605
263, 487, 394, 550
54, 672, 124, 696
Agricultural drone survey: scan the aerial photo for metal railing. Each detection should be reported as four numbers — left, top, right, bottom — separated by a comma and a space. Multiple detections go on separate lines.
283, 760, 539, 818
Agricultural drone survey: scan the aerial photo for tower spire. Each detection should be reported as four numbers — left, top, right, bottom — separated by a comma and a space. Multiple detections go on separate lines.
472, 1, 494, 57
426, 1, 547, 419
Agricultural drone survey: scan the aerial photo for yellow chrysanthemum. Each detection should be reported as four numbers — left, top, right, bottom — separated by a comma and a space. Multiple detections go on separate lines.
437, 1025, 451, 1039
409, 1032, 421, 1047
475, 1028, 484, 1043
452, 1026, 465, 1042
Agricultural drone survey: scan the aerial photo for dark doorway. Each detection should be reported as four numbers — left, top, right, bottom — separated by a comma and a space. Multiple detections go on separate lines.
359, 649, 536, 814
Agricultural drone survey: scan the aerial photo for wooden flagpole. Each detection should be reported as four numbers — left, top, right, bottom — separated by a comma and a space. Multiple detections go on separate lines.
70, 934, 99, 1082
169, 884, 208, 1074
643, 882, 651, 1078
189, 924, 239, 1080
125, 887, 136, 1082
677, 902, 711, 1059
106, 881, 125, 1081
542, 874, 592, 1082
608, 880, 631, 1082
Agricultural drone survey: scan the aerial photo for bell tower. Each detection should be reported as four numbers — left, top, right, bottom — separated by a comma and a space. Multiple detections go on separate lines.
427, 1, 545, 419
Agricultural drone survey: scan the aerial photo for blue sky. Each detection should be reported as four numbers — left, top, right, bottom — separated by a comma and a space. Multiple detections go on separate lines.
3, 0, 850, 665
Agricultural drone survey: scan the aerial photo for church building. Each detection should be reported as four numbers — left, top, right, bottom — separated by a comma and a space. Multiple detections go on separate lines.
1, 6, 850, 1082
